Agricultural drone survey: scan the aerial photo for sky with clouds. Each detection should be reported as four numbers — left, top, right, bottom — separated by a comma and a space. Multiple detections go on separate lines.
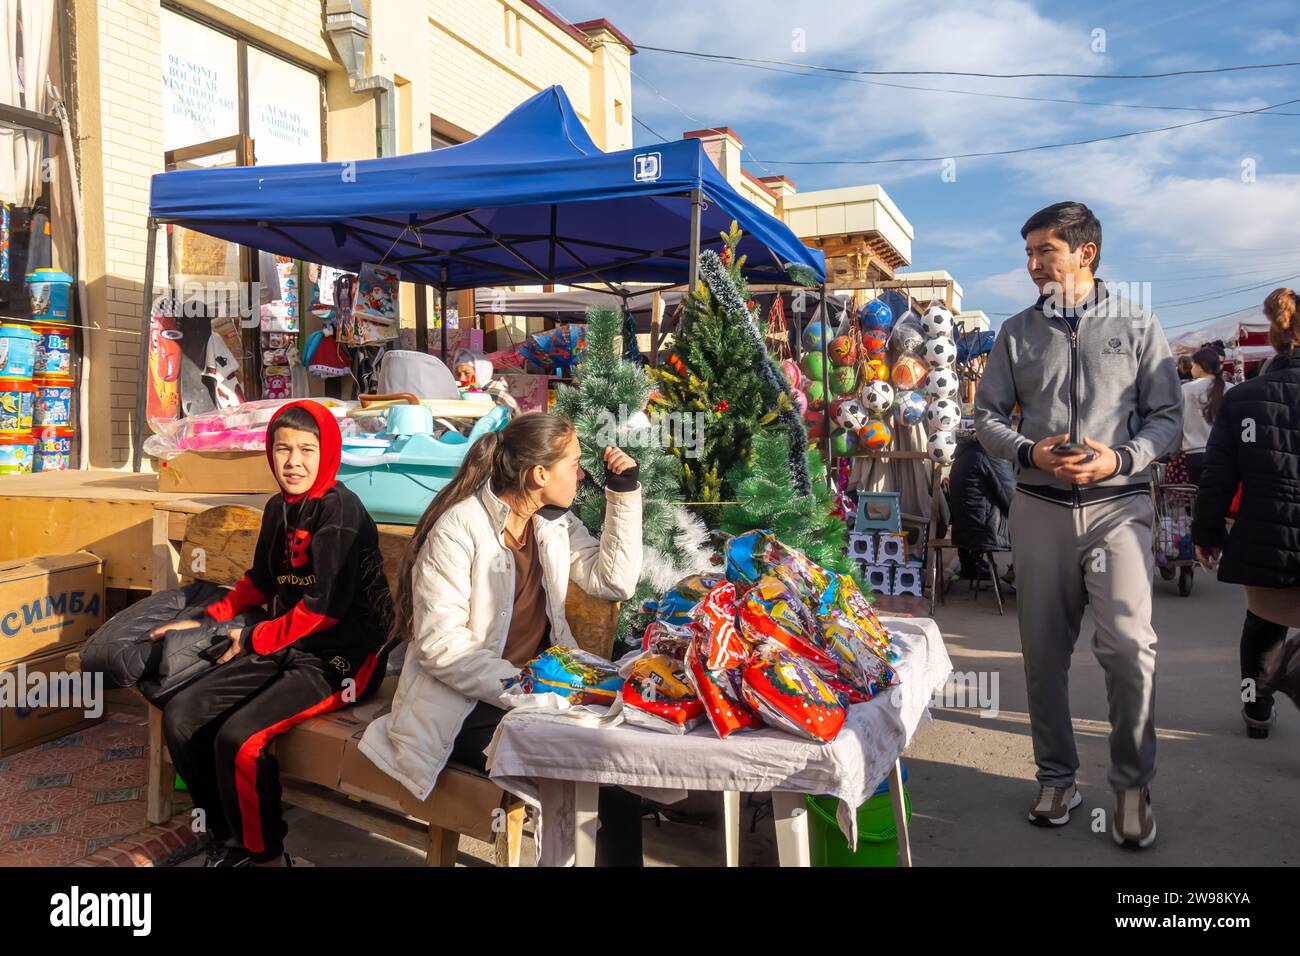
549, 0, 1300, 334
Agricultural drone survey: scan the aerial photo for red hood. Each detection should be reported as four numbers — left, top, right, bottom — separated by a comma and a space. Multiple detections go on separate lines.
265, 400, 341, 503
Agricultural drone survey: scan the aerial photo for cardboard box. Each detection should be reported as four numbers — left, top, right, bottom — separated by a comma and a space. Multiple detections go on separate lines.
156, 451, 279, 494
0, 643, 104, 756
0, 552, 103, 666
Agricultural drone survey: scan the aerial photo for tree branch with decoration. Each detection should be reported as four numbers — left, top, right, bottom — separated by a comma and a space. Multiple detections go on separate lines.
650, 222, 811, 521
553, 307, 714, 651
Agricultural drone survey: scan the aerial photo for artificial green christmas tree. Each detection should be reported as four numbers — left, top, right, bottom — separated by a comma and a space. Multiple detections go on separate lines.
553, 307, 714, 649
719, 431, 864, 585
650, 222, 810, 517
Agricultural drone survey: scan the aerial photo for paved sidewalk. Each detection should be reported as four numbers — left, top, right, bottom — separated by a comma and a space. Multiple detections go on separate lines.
904, 565, 1298, 865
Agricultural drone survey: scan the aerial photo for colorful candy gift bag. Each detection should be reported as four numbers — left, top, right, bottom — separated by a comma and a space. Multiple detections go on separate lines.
508, 646, 624, 706
737, 576, 839, 678
724, 530, 830, 603
741, 645, 847, 743
642, 573, 725, 629
621, 654, 706, 735
684, 640, 761, 740
692, 581, 752, 671
817, 573, 896, 664
640, 619, 695, 662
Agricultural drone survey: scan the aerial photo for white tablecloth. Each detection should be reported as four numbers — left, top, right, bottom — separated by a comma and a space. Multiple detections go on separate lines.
486, 617, 952, 865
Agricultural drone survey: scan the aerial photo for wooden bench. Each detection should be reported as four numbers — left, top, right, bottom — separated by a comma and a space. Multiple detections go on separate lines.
129, 503, 620, 866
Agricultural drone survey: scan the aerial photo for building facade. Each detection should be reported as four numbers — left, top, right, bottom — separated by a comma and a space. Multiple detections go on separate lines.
68, 0, 633, 467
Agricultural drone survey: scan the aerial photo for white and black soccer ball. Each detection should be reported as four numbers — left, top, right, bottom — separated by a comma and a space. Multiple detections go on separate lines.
925, 398, 961, 432
833, 398, 868, 431
860, 380, 895, 415
927, 429, 957, 465
920, 304, 954, 339
925, 368, 959, 401
923, 335, 956, 368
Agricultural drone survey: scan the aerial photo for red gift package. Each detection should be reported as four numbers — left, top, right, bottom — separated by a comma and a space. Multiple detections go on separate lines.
742, 645, 847, 743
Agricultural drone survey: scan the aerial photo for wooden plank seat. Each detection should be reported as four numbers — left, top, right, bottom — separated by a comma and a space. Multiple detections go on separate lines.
78, 503, 620, 866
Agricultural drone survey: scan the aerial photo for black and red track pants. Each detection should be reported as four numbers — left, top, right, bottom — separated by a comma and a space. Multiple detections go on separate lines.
163, 646, 380, 863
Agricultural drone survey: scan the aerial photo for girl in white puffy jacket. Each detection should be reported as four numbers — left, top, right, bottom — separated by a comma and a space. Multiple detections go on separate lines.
360, 412, 645, 865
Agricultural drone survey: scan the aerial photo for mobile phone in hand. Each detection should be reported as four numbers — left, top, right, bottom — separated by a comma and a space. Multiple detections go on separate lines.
1052, 441, 1095, 462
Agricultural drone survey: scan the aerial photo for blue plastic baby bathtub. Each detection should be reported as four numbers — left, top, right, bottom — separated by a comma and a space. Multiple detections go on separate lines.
337, 404, 511, 524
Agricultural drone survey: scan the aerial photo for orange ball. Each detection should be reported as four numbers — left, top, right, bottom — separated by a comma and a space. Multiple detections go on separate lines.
858, 419, 893, 450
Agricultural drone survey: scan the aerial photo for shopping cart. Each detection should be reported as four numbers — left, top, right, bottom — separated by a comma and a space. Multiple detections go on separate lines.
1151, 462, 1198, 596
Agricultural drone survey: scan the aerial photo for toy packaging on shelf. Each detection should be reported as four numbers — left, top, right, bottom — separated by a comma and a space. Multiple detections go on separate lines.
142, 398, 361, 460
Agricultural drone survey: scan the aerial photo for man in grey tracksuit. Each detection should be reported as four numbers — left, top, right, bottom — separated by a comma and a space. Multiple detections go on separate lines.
974, 201, 1182, 849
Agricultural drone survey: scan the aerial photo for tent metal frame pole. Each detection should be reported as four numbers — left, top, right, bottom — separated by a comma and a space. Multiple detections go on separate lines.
132, 218, 159, 473
439, 272, 449, 363
820, 282, 832, 490
684, 188, 703, 335
415, 283, 429, 354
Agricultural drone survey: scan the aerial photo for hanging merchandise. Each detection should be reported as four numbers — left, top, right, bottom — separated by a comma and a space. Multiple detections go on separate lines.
306, 325, 350, 378
146, 299, 183, 428
343, 262, 400, 346
1, 204, 9, 282
332, 272, 357, 341
203, 332, 245, 410
350, 342, 387, 395
259, 256, 299, 333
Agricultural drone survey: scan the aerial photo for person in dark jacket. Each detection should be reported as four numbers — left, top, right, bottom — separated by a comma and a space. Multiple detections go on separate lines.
1192, 287, 1300, 739
949, 431, 1016, 580
151, 401, 393, 866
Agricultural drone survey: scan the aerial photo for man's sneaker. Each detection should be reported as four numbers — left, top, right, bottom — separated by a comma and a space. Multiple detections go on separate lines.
205, 842, 252, 867
1112, 786, 1157, 849
1028, 783, 1082, 826
1243, 701, 1276, 739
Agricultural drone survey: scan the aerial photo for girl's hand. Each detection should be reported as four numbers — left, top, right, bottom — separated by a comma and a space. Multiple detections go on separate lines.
215, 628, 245, 665
150, 619, 201, 642
603, 446, 636, 475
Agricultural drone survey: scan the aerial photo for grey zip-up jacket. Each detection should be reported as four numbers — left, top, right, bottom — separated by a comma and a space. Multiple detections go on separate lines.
974, 281, 1183, 507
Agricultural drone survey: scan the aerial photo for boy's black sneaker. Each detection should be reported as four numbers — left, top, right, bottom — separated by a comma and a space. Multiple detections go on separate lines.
206, 843, 253, 867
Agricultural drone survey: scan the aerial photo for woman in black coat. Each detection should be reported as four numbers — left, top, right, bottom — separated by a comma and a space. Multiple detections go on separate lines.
1192, 287, 1300, 738
951, 430, 1016, 580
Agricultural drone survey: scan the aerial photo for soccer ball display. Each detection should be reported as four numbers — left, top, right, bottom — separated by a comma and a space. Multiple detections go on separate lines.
859, 299, 893, 333
895, 390, 927, 426
923, 336, 956, 368
860, 380, 895, 415
862, 358, 890, 383
920, 304, 954, 338
925, 368, 959, 401
829, 335, 857, 367
831, 429, 859, 457
860, 419, 893, 450
861, 331, 889, 357
927, 429, 957, 465
891, 354, 928, 391
925, 398, 961, 432
833, 398, 868, 431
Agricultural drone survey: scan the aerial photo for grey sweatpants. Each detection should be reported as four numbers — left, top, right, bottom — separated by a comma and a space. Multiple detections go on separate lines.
1008, 491, 1158, 791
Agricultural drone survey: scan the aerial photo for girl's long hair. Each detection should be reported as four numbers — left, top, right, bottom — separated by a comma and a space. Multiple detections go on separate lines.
1190, 347, 1224, 425
390, 413, 576, 642
1264, 287, 1300, 354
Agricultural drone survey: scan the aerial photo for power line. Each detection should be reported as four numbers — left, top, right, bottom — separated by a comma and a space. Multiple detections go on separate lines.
658, 53, 1300, 118
746, 94, 1300, 166
1156, 270, 1300, 308
636, 45, 1300, 81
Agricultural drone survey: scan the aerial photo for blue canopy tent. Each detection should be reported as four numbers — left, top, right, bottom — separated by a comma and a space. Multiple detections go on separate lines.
136, 85, 827, 469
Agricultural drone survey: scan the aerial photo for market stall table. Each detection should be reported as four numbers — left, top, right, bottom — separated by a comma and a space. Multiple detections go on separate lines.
487, 616, 951, 867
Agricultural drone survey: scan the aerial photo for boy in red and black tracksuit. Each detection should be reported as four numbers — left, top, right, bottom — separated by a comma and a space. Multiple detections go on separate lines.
161, 401, 392, 866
